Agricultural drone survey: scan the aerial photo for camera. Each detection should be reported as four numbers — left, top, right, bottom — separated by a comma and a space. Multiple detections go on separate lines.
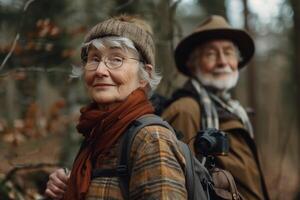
194, 128, 229, 157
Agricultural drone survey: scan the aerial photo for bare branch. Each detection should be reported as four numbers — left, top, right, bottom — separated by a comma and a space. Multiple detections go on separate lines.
0, 67, 73, 78
0, 34, 20, 71
0, 0, 38, 72
24, 0, 36, 11
0, 162, 59, 185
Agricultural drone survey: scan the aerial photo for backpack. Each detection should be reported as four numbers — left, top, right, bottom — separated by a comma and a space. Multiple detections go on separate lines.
151, 90, 245, 200
91, 115, 213, 200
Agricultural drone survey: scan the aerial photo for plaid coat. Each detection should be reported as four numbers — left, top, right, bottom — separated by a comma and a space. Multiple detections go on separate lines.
86, 125, 187, 200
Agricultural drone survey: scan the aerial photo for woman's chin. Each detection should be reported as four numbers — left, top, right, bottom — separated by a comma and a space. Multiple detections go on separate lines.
92, 96, 115, 105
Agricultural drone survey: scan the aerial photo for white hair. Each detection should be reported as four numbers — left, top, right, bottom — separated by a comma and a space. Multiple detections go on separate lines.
72, 36, 161, 97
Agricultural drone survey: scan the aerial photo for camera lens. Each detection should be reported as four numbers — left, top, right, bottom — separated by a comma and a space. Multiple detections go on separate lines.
196, 135, 216, 156
194, 128, 228, 156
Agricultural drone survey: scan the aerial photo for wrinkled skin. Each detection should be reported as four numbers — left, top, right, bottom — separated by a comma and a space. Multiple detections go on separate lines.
45, 45, 151, 199
45, 168, 69, 200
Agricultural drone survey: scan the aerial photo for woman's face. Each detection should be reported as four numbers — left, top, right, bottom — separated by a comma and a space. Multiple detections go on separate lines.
84, 46, 146, 106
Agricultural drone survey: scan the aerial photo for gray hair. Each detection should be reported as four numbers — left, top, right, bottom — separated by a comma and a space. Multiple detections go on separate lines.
73, 36, 161, 97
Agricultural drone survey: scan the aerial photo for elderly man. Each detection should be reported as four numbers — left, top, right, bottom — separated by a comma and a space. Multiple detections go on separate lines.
162, 15, 269, 200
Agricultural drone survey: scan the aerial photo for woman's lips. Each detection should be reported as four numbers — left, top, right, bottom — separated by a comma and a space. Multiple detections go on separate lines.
93, 83, 115, 88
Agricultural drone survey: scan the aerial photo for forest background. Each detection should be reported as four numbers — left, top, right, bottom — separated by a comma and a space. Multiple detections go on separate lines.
0, 0, 299, 199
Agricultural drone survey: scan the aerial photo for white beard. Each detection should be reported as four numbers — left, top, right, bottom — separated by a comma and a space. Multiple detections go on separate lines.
196, 67, 239, 91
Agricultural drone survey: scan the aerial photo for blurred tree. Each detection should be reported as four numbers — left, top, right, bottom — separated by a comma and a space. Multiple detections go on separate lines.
82, 0, 113, 25
0, 3, 20, 26
153, 0, 182, 96
0, 0, 72, 127
289, 0, 300, 194
112, 0, 137, 15
0, 0, 71, 69
197, 0, 227, 18
241, 0, 258, 133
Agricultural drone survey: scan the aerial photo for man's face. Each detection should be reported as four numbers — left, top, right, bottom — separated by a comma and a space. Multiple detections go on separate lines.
189, 40, 240, 90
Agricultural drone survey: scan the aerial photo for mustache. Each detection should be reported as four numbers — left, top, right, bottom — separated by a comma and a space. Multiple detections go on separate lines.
212, 66, 234, 74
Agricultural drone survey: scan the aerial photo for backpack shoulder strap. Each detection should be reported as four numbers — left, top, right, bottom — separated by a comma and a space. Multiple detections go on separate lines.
91, 114, 173, 199
178, 142, 195, 200
118, 114, 174, 199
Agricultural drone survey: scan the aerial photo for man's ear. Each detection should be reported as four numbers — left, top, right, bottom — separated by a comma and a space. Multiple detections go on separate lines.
186, 48, 201, 74
186, 59, 197, 74
139, 64, 153, 87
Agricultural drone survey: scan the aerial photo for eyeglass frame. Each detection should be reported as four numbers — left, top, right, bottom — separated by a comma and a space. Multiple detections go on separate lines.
83, 55, 145, 71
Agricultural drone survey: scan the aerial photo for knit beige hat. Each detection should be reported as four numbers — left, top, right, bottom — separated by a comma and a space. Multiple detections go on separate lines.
81, 15, 155, 66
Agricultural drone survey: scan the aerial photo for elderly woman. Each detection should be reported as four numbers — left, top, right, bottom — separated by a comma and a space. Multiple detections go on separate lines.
45, 15, 187, 200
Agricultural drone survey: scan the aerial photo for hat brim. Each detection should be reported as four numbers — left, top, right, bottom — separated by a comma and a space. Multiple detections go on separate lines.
174, 29, 255, 76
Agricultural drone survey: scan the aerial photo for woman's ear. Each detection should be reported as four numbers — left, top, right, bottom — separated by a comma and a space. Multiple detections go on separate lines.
139, 64, 153, 87
144, 64, 153, 76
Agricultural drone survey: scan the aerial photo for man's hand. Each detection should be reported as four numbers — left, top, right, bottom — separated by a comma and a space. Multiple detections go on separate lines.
45, 168, 70, 200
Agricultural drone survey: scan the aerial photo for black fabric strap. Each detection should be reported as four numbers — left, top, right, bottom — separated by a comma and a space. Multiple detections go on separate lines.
91, 165, 128, 179
118, 115, 175, 199
91, 115, 174, 200
179, 142, 195, 200
117, 120, 141, 199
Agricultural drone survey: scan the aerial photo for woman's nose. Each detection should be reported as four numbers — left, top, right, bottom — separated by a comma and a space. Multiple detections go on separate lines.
95, 61, 109, 76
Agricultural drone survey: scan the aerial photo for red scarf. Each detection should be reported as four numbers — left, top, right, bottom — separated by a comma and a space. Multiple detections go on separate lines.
63, 88, 154, 200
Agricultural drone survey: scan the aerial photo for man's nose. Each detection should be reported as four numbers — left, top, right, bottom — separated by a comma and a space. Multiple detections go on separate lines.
216, 52, 228, 66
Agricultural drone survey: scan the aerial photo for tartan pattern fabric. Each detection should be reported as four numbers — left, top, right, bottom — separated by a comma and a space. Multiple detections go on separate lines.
85, 125, 187, 200
190, 79, 253, 137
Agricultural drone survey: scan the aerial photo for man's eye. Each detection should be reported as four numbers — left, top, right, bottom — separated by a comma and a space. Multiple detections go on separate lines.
205, 51, 217, 57
225, 50, 236, 56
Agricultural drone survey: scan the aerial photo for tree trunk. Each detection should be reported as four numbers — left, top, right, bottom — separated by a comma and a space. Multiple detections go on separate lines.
289, 0, 300, 193
5, 75, 19, 128
155, 0, 181, 96
198, 0, 227, 18
241, 0, 258, 135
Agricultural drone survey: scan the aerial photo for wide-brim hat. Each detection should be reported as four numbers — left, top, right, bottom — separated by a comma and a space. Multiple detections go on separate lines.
175, 15, 255, 76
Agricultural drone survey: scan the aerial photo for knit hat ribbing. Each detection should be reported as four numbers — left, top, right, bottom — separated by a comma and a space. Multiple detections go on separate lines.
81, 16, 155, 66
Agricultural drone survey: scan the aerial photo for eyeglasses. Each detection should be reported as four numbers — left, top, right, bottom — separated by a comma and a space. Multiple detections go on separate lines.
84, 55, 143, 71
